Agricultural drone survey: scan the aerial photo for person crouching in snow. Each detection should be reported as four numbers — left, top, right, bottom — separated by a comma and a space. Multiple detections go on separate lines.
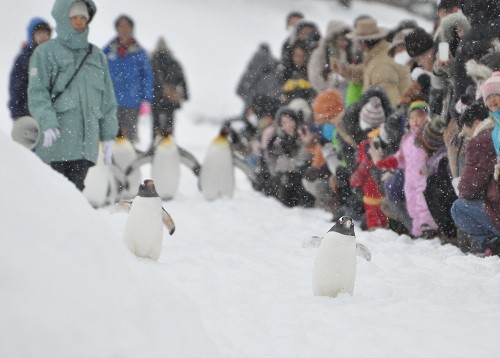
263, 107, 314, 207
300, 89, 345, 217
371, 101, 438, 239
350, 138, 388, 230
28, 0, 118, 191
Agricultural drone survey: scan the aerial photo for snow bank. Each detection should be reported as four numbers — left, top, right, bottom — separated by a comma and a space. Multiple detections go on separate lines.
0, 131, 218, 357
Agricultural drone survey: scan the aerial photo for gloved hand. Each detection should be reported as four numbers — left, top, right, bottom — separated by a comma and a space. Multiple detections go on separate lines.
102, 140, 114, 166
139, 101, 152, 116
43, 127, 60, 147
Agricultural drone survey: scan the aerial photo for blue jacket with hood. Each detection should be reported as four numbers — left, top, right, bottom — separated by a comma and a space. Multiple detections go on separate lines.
8, 17, 50, 119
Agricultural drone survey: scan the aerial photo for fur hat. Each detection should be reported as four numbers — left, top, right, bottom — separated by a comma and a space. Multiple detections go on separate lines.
404, 27, 433, 57
288, 98, 313, 124
312, 89, 344, 124
346, 18, 389, 41
68, 1, 89, 20
482, 71, 500, 102
359, 97, 385, 130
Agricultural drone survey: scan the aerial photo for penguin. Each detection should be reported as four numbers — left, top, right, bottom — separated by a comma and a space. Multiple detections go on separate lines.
83, 142, 117, 208
312, 216, 371, 298
114, 179, 175, 261
151, 132, 181, 200
199, 127, 235, 201
112, 132, 141, 200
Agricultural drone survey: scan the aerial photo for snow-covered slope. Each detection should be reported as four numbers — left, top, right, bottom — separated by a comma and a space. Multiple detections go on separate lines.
0, 131, 219, 357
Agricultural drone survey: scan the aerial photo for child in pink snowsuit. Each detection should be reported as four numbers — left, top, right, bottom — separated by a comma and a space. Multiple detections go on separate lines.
374, 101, 438, 238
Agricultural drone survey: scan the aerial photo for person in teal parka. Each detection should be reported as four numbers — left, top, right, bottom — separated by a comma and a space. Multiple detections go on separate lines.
28, 0, 118, 191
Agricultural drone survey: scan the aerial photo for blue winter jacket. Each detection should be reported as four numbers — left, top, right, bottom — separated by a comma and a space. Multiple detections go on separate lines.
103, 38, 154, 109
8, 18, 50, 119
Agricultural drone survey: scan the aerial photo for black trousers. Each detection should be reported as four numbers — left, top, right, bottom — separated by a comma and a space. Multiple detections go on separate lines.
51, 159, 94, 191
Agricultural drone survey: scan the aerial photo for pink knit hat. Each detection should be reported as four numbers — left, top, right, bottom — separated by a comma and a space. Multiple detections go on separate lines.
482, 71, 500, 103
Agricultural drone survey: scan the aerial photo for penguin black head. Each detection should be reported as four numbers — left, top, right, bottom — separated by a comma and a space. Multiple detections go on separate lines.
328, 216, 355, 237
137, 179, 160, 198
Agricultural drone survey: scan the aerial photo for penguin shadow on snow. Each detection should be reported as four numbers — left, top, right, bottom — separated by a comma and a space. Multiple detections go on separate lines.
111, 179, 176, 261
303, 216, 371, 298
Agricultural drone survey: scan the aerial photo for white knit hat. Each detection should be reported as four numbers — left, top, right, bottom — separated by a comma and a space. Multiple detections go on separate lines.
359, 97, 385, 131
69, 1, 89, 20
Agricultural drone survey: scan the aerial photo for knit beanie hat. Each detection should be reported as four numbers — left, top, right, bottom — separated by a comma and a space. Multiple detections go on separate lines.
482, 72, 500, 103
408, 100, 429, 114
404, 27, 433, 58
359, 97, 385, 130
312, 89, 344, 124
69, 1, 89, 20
417, 120, 445, 153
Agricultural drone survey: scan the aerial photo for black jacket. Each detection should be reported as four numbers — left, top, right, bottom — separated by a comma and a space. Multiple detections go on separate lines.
8, 45, 35, 119
152, 50, 188, 110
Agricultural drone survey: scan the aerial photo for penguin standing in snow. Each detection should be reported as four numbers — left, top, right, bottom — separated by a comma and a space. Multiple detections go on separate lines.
113, 132, 141, 200
199, 126, 235, 201
312, 216, 371, 298
114, 180, 175, 261
152, 131, 181, 200
83, 142, 117, 208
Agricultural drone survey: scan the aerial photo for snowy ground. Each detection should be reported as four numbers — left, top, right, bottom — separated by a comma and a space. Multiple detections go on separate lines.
1, 0, 500, 357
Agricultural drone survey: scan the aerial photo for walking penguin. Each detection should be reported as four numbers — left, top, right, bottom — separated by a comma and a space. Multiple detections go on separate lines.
312, 216, 371, 297
113, 179, 175, 260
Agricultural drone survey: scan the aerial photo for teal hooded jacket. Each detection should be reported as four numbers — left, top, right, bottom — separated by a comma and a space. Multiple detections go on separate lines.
28, 0, 118, 164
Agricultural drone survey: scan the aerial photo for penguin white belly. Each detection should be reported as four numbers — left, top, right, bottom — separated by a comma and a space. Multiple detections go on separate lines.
152, 138, 181, 200
124, 196, 164, 260
83, 146, 116, 208
313, 235, 357, 297
199, 136, 234, 201
113, 138, 141, 200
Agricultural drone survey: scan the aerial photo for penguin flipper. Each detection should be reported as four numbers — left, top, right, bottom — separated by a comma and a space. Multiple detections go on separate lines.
356, 243, 371, 261
110, 200, 132, 214
178, 145, 202, 177
162, 208, 176, 235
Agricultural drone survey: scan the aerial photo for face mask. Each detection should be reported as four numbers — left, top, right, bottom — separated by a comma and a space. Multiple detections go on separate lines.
394, 51, 411, 66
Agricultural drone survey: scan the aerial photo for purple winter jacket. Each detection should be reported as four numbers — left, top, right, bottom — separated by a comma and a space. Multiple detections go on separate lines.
458, 121, 500, 230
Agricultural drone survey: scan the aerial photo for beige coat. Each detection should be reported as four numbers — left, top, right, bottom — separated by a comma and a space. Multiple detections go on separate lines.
345, 40, 410, 106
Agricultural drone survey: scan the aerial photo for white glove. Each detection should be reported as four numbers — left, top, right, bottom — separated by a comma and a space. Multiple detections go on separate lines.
43, 128, 60, 147
102, 140, 114, 166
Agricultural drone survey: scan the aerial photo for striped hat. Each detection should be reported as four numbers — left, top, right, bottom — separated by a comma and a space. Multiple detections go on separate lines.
359, 96, 385, 131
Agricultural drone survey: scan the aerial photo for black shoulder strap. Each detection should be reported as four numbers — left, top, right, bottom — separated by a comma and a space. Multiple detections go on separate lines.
51, 44, 93, 103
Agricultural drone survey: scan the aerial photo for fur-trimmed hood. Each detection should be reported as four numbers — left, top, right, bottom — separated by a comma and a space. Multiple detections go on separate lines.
466, 59, 493, 85
473, 117, 495, 138
434, 11, 470, 44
